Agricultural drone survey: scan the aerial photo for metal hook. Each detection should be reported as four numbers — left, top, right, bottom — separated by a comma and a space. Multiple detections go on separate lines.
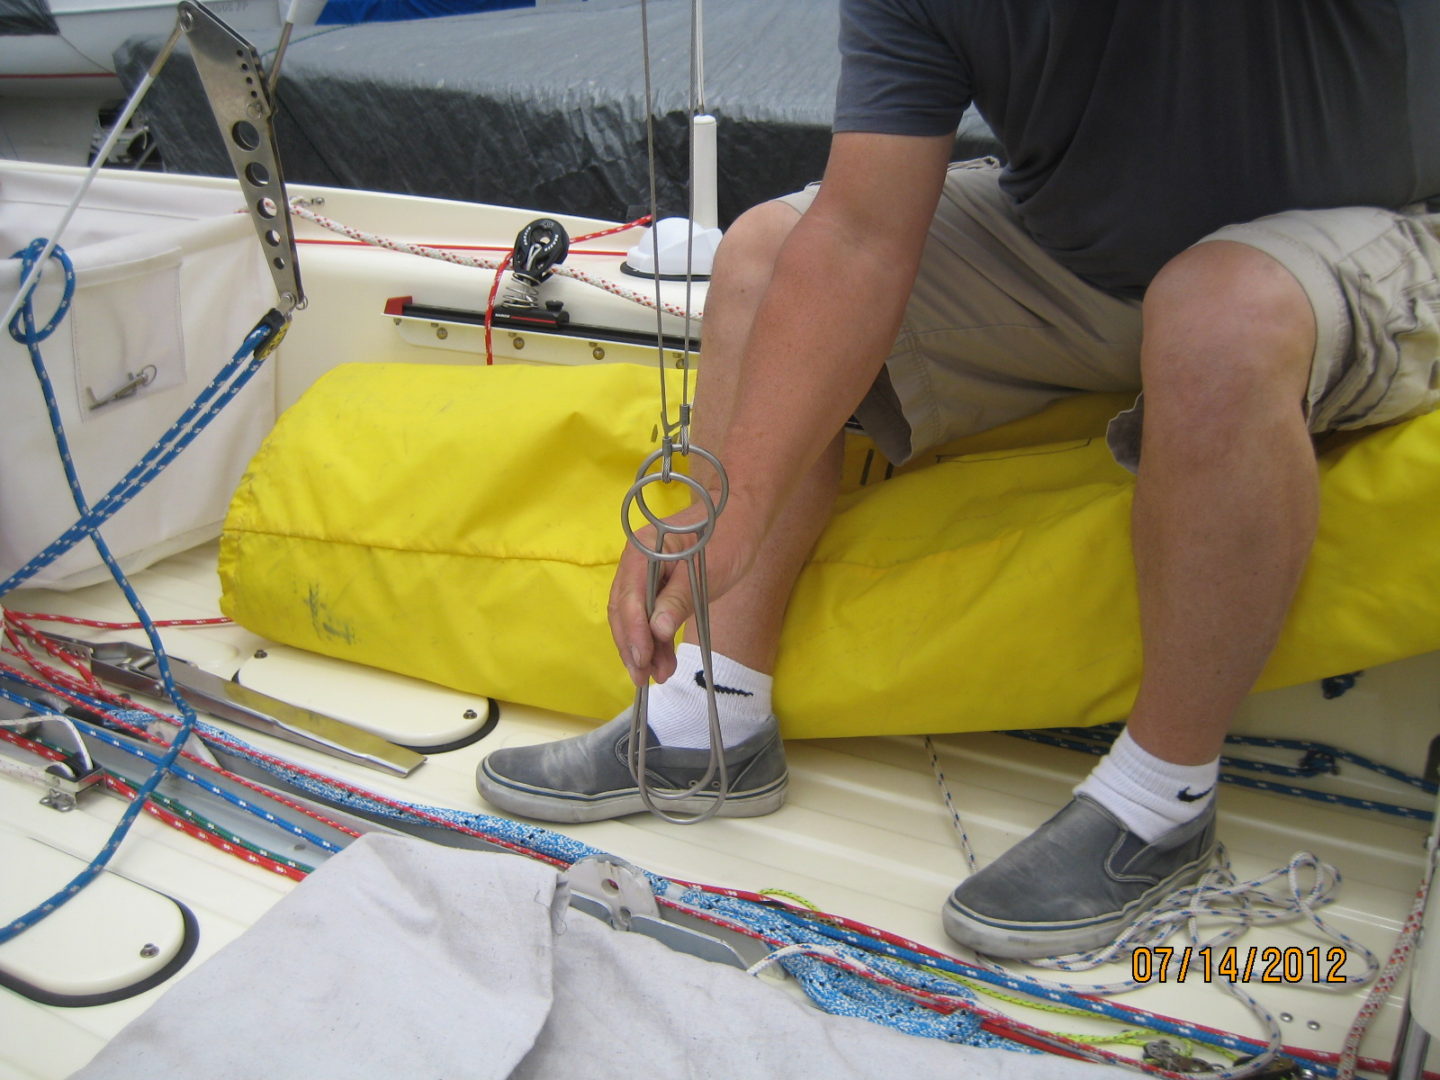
620, 441, 730, 824
85, 364, 157, 410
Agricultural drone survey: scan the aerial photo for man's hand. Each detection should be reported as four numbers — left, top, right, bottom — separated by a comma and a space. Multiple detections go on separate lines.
608, 490, 762, 687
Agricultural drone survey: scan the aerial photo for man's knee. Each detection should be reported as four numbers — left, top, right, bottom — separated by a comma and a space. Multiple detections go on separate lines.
710, 199, 803, 290
1141, 240, 1317, 416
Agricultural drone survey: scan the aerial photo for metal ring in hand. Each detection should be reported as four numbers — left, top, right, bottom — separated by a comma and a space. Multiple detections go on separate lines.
620, 444, 728, 561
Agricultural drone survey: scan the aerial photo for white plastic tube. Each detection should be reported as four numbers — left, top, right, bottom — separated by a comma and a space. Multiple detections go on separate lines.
690, 114, 718, 232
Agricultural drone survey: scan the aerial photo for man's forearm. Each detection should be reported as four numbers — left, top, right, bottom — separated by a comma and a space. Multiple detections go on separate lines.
716, 199, 934, 540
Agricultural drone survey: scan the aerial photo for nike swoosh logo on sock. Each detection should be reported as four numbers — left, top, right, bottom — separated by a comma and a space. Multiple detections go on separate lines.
1177, 785, 1214, 803
695, 670, 753, 697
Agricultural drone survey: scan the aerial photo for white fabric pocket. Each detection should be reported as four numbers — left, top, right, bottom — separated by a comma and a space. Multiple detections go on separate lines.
0, 185, 276, 591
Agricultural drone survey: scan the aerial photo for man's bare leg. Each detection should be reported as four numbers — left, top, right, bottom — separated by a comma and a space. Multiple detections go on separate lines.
1127, 240, 1318, 763
629, 200, 843, 750
475, 199, 842, 819
943, 239, 1320, 958
1072, 239, 1319, 845
685, 200, 842, 675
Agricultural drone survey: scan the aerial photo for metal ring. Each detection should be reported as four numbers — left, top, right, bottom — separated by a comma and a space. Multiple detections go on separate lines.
622, 468, 719, 563
623, 470, 714, 543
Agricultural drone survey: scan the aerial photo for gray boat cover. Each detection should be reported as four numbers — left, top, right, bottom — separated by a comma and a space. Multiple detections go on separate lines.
73, 834, 1122, 1079
114, 0, 999, 224
0, 0, 57, 34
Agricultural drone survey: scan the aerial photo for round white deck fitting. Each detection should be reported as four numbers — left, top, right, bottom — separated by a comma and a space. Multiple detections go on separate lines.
623, 217, 722, 279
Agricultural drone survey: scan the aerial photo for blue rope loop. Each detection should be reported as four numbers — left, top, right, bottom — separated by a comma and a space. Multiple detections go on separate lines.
7, 239, 74, 345
1298, 748, 1338, 777
1004, 726, 1435, 822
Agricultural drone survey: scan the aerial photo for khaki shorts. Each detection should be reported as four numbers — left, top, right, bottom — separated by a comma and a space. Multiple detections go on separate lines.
778, 159, 1440, 471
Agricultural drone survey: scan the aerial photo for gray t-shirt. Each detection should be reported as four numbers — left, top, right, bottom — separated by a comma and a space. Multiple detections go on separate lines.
835, 0, 1440, 293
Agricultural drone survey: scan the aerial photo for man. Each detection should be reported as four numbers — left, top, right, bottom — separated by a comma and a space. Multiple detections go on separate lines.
479, 0, 1440, 959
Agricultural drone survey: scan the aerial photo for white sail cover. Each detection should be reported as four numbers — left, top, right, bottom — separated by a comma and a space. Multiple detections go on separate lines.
73, 834, 1126, 1080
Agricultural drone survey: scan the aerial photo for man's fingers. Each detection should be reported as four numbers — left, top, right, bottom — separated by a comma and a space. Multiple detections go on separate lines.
648, 636, 678, 685
608, 547, 659, 685
649, 578, 693, 644
646, 570, 695, 676
610, 500, 746, 686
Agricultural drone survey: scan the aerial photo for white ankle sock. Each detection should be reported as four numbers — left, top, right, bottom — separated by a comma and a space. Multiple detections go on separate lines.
643, 643, 773, 749
1074, 728, 1218, 843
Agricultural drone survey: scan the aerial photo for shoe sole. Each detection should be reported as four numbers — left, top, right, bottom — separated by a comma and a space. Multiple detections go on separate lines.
476, 761, 788, 824
941, 842, 1218, 959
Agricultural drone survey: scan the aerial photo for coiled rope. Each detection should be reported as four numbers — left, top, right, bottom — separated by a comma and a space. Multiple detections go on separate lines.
923, 732, 1433, 1078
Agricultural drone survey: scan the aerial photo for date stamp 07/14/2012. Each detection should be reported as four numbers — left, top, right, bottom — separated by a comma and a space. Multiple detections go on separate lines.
1131, 946, 1350, 985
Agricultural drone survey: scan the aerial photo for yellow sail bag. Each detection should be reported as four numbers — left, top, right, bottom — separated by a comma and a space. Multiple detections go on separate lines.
219, 362, 1440, 737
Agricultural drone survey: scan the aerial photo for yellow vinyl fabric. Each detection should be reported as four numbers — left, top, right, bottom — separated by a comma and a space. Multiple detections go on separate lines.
219, 362, 1440, 738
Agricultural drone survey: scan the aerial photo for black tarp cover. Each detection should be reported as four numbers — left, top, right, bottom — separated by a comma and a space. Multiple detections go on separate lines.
115, 0, 998, 225
1, 0, 58, 35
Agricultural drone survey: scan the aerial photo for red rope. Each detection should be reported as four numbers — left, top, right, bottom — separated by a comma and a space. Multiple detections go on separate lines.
5, 610, 232, 631
665, 878, 1433, 1078
483, 215, 652, 365
482, 250, 514, 366
0, 656, 363, 842
106, 773, 309, 882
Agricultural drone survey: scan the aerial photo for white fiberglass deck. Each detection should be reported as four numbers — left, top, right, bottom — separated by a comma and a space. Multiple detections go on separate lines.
0, 540, 1434, 1079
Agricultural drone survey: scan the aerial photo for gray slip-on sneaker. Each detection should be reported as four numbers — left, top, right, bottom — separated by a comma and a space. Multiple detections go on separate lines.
476, 710, 788, 824
942, 794, 1217, 959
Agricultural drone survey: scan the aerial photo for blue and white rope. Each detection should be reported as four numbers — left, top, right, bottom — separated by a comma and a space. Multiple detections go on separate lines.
680, 889, 1015, 1049
688, 881, 1334, 1077
165, 727, 1034, 1048
65, 715, 346, 855
924, 735, 979, 874
1, 240, 274, 943
185, 716, 1323, 1070
1005, 726, 1434, 822
1, 248, 275, 596
0, 685, 195, 944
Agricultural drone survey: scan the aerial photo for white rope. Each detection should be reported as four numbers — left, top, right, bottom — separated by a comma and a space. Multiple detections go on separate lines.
1333, 853, 1432, 1079
745, 942, 848, 976
924, 735, 979, 873
289, 202, 703, 321
928, 745, 1387, 1078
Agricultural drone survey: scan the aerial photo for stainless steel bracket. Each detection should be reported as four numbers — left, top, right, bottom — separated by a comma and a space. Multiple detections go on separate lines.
179, 0, 304, 315
41, 634, 425, 778
562, 854, 746, 970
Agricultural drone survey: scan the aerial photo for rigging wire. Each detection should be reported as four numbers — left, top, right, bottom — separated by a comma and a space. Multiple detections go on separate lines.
617, 0, 731, 824
0, 23, 183, 335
